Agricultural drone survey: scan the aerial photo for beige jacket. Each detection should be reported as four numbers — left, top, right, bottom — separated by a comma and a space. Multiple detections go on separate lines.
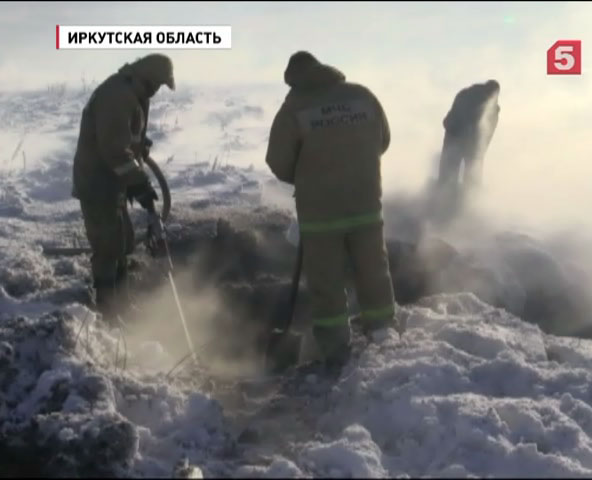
265, 61, 390, 234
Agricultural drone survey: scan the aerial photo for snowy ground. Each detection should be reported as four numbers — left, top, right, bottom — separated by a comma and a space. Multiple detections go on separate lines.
2, 84, 592, 477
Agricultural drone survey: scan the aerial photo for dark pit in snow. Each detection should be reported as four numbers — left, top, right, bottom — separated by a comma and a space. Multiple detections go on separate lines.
111, 203, 592, 360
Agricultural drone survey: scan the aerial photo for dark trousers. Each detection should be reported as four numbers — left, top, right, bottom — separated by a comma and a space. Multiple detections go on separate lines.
437, 130, 483, 189
80, 193, 135, 321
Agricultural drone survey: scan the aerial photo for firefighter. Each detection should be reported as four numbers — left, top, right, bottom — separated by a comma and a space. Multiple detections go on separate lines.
437, 79, 500, 191
265, 51, 403, 370
71, 54, 175, 326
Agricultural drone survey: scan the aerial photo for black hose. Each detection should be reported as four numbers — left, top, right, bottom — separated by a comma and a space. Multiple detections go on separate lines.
144, 155, 171, 223
42, 155, 172, 257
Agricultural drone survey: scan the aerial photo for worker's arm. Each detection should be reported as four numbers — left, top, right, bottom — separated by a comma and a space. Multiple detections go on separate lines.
377, 98, 391, 154
95, 95, 157, 209
443, 91, 468, 133
265, 103, 301, 185
95, 95, 150, 188
442, 110, 453, 130
367, 91, 391, 154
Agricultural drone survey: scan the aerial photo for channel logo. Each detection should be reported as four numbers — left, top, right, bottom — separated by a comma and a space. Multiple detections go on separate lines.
547, 40, 582, 75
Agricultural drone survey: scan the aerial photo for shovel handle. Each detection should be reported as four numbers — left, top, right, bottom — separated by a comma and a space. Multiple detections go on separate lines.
272, 240, 303, 334
287, 241, 303, 312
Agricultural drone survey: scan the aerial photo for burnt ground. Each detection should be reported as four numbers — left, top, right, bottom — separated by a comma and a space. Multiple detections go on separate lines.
4, 198, 592, 478
107, 199, 592, 376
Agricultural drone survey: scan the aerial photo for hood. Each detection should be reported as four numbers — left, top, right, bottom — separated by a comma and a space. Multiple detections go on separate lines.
284, 56, 346, 91
117, 63, 149, 98
118, 54, 175, 98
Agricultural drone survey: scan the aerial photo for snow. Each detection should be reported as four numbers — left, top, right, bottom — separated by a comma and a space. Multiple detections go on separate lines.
302, 296, 592, 478
1, 84, 592, 478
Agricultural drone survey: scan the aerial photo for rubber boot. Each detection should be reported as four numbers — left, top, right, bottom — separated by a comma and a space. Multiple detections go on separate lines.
312, 323, 352, 376
265, 330, 303, 375
353, 313, 406, 340
115, 258, 140, 317
93, 279, 122, 328
116, 258, 133, 300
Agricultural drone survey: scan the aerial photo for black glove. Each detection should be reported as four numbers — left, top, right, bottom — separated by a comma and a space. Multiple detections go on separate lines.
141, 137, 153, 160
127, 180, 158, 211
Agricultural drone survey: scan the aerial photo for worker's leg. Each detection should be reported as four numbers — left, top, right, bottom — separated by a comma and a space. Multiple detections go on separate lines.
462, 132, 486, 190
301, 231, 351, 366
115, 198, 136, 304
346, 222, 404, 337
437, 131, 464, 188
80, 195, 128, 326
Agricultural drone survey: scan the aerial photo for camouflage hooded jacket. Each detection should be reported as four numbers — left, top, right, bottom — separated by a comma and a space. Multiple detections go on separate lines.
72, 63, 152, 202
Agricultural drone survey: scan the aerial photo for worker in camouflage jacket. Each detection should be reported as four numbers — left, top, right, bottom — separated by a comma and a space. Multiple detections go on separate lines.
72, 54, 175, 325
266, 51, 404, 369
438, 79, 500, 190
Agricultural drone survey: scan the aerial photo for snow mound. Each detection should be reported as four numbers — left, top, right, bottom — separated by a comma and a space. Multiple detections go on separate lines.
0, 182, 29, 217
23, 158, 75, 203
272, 293, 592, 478
235, 457, 306, 479
0, 306, 235, 478
0, 245, 57, 298
301, 424, 388, 478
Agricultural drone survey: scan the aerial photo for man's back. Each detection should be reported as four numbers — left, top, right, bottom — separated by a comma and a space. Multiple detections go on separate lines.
266, 55, 390, 228
444, 81, 500, 135
437, 79, 501, 193
72, 72, 142, 200
264, 52, 402, 371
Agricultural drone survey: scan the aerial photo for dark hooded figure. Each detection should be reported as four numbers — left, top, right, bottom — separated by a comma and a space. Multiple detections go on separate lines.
438, 79, 500, 190
265, 51, 404, 371
72, 54, 175, 326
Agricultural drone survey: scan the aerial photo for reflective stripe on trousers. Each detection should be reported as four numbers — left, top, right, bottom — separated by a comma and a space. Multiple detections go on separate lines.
302, 219, 396, 331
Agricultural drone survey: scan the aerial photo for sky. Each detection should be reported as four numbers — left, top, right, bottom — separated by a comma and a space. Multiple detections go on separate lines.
1, 1, 589, 89
1, 0, 591, 230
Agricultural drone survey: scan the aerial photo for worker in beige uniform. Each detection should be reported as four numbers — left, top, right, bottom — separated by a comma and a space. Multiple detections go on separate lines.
265, 51, 404, 369
71, 54, 175, 326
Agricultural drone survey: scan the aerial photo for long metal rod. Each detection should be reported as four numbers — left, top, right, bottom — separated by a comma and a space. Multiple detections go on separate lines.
167, 269, 197, 363
163, 237, 198, 366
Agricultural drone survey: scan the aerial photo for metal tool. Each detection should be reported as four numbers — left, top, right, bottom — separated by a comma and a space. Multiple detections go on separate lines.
145, 209, 198, 367
264, 239, 304, 374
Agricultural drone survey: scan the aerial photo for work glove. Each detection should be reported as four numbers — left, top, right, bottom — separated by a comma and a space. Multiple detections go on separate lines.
142, 136, 153, 160
127, 180, 158, 211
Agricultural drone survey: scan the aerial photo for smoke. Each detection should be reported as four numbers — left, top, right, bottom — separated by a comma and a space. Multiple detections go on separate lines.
377, 74, 592, 335
474, 94, 500, 177
363, 37, 592, 332
2, 1, 591, 346
122, 262, 264, 380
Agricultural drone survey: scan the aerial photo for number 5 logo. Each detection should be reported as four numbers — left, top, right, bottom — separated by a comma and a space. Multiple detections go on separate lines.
547, 40, 582, 75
